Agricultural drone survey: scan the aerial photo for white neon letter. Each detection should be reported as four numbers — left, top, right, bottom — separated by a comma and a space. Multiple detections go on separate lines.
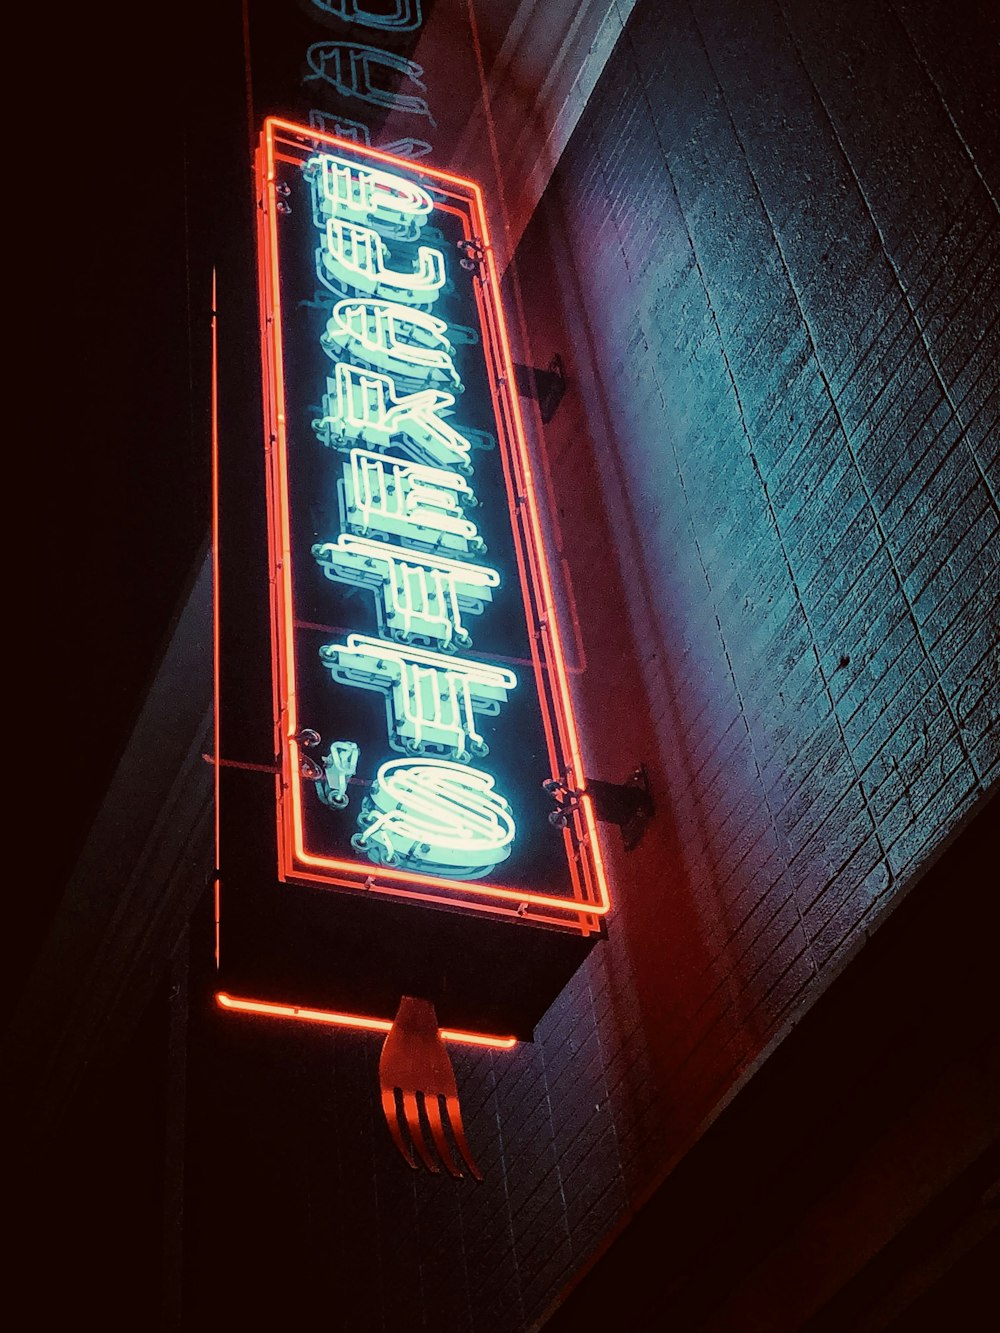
352, 758, 515, 879
340, 449, 485, 557
313, 534, 499, 650
319, 635, 516, 760
313, 364, 474, 473
323, 299, 461, 392
305, 151, 434, 242
317, 218, 446, 306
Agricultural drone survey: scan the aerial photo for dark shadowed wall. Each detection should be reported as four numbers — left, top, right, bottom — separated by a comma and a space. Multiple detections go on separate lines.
30, 1, 994, 1328
180, 2, 997, 1328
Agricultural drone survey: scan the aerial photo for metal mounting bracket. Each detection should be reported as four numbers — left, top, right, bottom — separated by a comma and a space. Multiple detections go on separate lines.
586, 766, 654, 851
513, 354, 566, 423
543, 765, 654, 852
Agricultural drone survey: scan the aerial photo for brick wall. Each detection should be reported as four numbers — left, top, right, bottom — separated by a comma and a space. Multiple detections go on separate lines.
185, 1, 997, 1327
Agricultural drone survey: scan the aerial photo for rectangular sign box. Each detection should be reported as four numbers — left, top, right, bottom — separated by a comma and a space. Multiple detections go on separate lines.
254, 117, 608, 937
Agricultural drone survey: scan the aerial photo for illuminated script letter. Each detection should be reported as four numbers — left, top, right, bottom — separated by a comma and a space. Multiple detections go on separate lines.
318, 635, 516, 759
340, 449, 485, 557
313, 364, 474, 471
352, 757, 516, 879
307, 111, 371, 146
310, 1, 423, 35
305, 119, 433, 164
305, 152, 433, 242
378, 137, 433, 161
313, 534, 499, 649
323, 299, 461, 392
317, 218, 446, 305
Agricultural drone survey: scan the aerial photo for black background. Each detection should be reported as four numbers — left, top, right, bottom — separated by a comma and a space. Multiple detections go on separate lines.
21, 2, 440, 994
21, 7, 228, 995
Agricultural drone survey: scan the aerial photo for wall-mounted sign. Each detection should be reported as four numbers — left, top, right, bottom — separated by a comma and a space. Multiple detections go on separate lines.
255, 118, 608, 936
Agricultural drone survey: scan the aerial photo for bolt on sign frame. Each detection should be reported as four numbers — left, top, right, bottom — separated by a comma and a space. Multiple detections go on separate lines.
213, 118, 609, 1043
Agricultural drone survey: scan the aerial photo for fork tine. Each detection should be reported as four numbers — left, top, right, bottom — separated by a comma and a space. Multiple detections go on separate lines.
444, 1093, 483, 1181
382, 1088, 417, 1170
424, 1093, 463, 1178
403, 1090, 440, 1174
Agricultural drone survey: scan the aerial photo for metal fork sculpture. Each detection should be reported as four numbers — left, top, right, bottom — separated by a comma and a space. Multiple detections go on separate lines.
378, 996, 483, 1180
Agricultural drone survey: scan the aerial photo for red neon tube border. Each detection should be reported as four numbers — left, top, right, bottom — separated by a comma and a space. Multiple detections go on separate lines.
258, 119, 610, 919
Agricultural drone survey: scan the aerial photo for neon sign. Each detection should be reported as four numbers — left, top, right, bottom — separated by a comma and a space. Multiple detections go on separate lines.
255, 118, 608, 934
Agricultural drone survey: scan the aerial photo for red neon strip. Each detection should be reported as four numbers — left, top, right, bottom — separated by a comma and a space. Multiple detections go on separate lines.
266, 117, 489, 190
458, 209, 567, 859
216, 992, 517, 1049
257, 133, 301, 879
288, 846, 605, 917
454, 187, 609, 914
429, 205, 599, 912
273, 862, 595, 929
460, 0, 585, 693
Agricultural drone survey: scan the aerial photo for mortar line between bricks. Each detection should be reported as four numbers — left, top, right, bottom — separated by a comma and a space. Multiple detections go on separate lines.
846, 656, 944, 770
486, 1051, 528, 1333
953, 317, 1000, 427
826, 171, 995, 400
620, 16, 822, 980
824, 282, 916, 402
668, 846, 799, 1021
687, 0, 987, 824
879, 430, 982, 555
921, 540, 1000, 666
932, 280, 1000, 376
907, 489, 997, 608
903, 193, 1000, 328
580, 969, 628, 1202
452, 1096, 476, 1333
794, 502, 883, 611
537, 1036, 577, 1264
774, 0, 999, 521
888, 0, 1000, 218
846, 354, 945, 467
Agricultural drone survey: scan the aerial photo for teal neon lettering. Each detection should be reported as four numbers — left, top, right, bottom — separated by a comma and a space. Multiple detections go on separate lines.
312, 533, 499, 650
319, 635, 516, 760
313, 363, 474, 473
322, 299, 461, 392
310, 1, 423, 33
340, 448, 485, 557
317, 218, 446, 306
352, 758, 516, 879
306, 152, 434, 242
